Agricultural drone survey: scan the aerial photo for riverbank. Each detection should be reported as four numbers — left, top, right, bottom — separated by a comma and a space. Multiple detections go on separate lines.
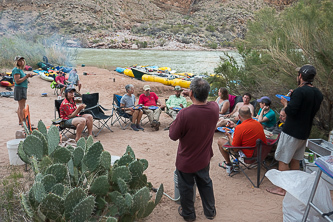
0, 65, 286, 221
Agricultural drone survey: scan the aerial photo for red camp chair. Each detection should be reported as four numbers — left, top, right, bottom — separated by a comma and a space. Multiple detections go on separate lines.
223, 136, 279, 188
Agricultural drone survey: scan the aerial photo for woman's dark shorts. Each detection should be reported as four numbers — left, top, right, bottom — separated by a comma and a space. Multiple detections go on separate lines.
14, 86, 27, 101
63, 118, 74, 127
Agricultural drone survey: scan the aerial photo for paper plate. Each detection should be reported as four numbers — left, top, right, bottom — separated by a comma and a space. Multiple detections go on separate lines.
148, 106, 158, 110
217, 127, 234, 133
172, 107, 182, 111
275, 94, 290, 101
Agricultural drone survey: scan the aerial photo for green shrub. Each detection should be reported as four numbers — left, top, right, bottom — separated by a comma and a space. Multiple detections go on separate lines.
205, 25, 216, 32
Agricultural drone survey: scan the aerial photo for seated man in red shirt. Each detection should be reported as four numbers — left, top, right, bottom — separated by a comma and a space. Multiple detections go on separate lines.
55, 70, 69, 97
138, 85, 165, 131
217, 106, 267, 173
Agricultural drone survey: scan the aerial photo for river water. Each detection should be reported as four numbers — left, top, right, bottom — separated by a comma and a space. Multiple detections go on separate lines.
74, 48, 242, 75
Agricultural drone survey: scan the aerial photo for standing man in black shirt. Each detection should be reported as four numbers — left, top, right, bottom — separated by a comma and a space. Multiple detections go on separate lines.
267, 65, 323, 196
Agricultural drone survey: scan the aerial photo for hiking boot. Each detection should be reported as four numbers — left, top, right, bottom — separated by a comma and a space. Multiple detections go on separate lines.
154, 121, 160, 131
151, 120, 157, 128
136, 124, 144, 131
131, 123, 139, 131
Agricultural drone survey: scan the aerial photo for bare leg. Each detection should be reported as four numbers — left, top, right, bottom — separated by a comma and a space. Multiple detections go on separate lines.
77, 81, 81, 92
72, 117, 87, 141
266, 161, 288, 196
289, 159, 300, 170
17, 99, 26, 125
82, 114, 93, 136
132, 110, 138, 124
137, 110, 143, 124
217, 138, 231, 164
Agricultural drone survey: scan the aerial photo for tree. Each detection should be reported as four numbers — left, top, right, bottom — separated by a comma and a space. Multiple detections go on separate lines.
208, 0, 333, 135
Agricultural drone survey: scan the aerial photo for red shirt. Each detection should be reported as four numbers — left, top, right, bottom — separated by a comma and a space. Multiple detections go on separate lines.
138, 92, 158, 106
60, 98, 78, 120
169, 102, 219, 173
55, 75, 65, 84
232, 118, 267, 157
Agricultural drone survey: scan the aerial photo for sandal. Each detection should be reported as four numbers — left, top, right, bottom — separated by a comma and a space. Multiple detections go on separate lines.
218, 161, 228, 169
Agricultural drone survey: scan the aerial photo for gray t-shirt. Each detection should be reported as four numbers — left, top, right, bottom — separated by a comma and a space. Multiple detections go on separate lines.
120, 94, 135, 108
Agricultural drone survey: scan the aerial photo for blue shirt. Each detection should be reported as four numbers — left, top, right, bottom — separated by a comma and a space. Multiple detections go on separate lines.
12, 67, 28, 88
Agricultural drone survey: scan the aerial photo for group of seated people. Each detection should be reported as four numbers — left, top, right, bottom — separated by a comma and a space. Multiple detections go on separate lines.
213, 87, 287, 173
55, 69, 82, 97
119, 84, 187, 131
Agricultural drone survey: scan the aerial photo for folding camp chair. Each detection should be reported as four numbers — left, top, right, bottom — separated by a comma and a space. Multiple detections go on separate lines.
22, 105, 36, 133
81, 93, 113, 136
223, 137, 279, 188
53, 99, 76, 140
111, 94, 132, 130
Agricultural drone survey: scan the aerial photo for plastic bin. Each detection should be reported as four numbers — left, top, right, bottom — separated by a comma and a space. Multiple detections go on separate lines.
7, 139, 25, 165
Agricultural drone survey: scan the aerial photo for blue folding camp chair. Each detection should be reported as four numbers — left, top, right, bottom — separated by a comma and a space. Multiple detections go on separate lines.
111, 94, 132, 130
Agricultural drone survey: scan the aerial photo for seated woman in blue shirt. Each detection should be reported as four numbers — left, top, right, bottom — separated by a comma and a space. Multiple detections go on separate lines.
257, 97, 276, 129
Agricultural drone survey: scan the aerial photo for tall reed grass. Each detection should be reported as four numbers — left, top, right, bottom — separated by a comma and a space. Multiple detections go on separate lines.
0, 34, 77, 69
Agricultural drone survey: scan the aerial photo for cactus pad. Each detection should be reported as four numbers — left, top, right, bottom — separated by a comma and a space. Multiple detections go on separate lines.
83, 141, 103, 172
106, 217, 118, 222
100, 151, 111, 170
18, 141, 30, 164
76, 137, 86, 151
40, 193, 64, 221
155, 183, 164, 205
115, 195, 128, 215
125, 145, 135, 159
41, 174, 57, 192
20, 193, 34, 218
111, 166, 132, 183
118, 154, 133, 166
52, 146, 71, 163
95, 196, 107, 211
73, 147, 84, 167
23, 135, 44, 160
47, 125, 60, 155
39, 156, 53, 174
37, 120, 48, 139
32, 181, 46, 203
32, 129, 48, 156
137, 200, 155, 219
132, 187, 150, 212
117, 178, 128, 194
129, 161, 144, 178
86, 135, 94, 150
108, 191, 122, 202
68, 159, 74, 176
124, 193, 133, 209
129, 174, 147, 190
51, 183, 64, 196
139, 159, 149, 171
70, 196, 95, 222
45, 164, 67, 183
90, 175, 109, 196
64, 187, 86, 220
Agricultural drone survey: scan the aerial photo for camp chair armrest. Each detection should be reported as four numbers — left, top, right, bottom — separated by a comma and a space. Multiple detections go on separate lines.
99, 105, 111, 111
83, 104, 100, 111
223, 145, 256, 149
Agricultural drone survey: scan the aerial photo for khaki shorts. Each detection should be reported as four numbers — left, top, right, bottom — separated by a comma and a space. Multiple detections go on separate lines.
275, 131, 307, 164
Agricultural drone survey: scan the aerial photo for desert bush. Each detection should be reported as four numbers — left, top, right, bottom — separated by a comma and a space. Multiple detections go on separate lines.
207, 0, 333, 135
205, 25, 216, 32
0, 34, 76, 68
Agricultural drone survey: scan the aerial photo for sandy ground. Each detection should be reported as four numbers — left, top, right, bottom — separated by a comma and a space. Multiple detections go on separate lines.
0, 66, 308, 221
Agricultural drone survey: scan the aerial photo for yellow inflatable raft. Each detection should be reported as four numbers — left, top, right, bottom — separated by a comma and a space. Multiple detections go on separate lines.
124, 69, 134, 77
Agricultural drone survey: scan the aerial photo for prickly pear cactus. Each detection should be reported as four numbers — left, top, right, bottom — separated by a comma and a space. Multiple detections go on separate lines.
19, 122, 162, 222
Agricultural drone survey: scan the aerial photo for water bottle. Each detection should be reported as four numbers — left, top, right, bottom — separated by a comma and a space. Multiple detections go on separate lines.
233, 159, 239, 172
329, 130, 333, 144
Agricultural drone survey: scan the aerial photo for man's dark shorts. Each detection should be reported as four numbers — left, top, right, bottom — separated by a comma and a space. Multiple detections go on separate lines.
14, 86, 27, 101
63, 118, 74, 127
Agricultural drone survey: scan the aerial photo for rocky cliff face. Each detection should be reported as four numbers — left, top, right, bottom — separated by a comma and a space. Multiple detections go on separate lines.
0, 0, 296, 49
